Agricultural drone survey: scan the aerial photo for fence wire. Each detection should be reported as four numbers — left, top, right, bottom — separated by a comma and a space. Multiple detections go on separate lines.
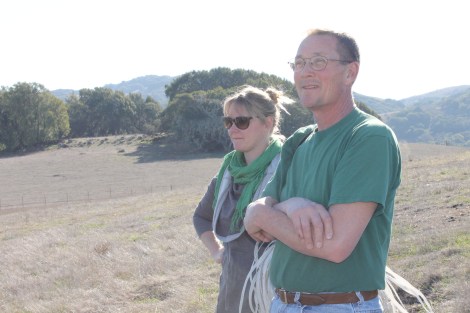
0, 184, 185, 210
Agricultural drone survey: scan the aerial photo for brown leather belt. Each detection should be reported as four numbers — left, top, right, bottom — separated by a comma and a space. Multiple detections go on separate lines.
275, 288, 378, 306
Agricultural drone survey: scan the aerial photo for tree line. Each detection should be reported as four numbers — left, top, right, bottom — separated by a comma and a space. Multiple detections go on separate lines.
0, 68, 378, 153
0, 83, 69, 152
0, 83, 162, 152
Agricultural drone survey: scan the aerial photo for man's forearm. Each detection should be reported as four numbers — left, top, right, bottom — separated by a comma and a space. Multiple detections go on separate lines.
247, 200, 377, 263
245, 198, 338, 261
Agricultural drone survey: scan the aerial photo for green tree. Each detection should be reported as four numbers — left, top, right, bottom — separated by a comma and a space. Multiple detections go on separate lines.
0, 90, 7, 151
66, 93, 90, 137
129, 93, 162, 134
68, 88, 135, 136
280, 103, 313, 137
38, 92, 70, 142
67, 88, 161, 137
165, 67, 296, 101
0, 82, 69, 151
160, 92, 230, 151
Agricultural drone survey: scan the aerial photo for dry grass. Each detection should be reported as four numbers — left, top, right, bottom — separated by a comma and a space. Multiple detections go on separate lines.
0, 137, 469, 312
389, 142, 470, 313
0, 193, 220, 313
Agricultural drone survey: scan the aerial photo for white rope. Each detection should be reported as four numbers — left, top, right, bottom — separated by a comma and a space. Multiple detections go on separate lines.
381, 266, 435, 313
240, 241, 434, 313
239, 241, 276, 313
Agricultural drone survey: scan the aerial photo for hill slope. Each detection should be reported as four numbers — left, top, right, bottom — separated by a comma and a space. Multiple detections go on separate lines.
105, 75, 174, 107
52, 75, 175, 107
0, 138, 468, 312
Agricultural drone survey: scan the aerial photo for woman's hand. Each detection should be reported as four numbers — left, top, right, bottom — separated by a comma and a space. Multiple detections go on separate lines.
211, 246, 224, 264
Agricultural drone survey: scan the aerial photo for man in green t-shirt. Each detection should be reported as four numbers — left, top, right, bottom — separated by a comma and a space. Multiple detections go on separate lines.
244, 29, 401, 312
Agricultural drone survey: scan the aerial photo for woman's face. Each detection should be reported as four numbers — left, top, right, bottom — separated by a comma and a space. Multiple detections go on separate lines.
225, 103, 272, 164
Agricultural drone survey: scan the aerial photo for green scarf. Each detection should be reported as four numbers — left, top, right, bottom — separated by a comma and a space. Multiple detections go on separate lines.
213, 138, 282, 231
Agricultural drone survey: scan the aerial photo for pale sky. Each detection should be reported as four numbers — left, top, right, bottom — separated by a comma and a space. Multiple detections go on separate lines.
1, 0, 469, 100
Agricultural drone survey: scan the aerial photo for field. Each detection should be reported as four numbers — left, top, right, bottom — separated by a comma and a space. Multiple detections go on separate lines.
0, 135, 469, 313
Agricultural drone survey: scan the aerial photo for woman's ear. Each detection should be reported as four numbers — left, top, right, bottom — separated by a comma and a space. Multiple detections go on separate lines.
265, 115, 275, 131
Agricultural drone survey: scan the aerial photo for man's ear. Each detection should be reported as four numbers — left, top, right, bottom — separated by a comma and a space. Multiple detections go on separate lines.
346, 62, 359, 83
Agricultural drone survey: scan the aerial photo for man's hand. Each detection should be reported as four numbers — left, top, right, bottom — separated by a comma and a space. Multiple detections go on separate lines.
275, 197, 333, 249
244, 197, 277, 242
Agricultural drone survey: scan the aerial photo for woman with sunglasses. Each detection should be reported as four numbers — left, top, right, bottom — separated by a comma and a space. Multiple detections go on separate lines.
193, 85, 292, 313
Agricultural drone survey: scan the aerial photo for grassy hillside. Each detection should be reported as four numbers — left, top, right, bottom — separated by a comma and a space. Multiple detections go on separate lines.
0, 136, 468, 312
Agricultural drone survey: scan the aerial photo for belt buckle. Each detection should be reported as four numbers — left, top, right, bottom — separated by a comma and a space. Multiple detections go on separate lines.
277, 288, 289, 303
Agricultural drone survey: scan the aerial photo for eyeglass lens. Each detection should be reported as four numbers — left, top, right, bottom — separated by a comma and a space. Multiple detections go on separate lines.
223, 116, 253, 130
291, 56, 328, 71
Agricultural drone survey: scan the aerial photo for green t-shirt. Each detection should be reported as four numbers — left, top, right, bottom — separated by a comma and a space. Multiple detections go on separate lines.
263, 108, 401, 292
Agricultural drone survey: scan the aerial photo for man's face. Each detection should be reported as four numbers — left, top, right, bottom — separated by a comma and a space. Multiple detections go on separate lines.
294, 34, 350, 111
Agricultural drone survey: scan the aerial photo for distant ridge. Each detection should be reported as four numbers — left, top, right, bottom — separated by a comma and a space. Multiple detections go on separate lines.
105, 75, 174, 107
400, 85, 470, 106
353, 92, 405, 114
52, 89, 78, 100
52, 75, 175, 107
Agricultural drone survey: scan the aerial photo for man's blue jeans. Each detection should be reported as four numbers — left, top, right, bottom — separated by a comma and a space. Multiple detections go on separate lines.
270, 292, 383, 313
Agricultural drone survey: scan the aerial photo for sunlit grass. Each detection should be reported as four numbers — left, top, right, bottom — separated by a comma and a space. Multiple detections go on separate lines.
0, 141, 469, 312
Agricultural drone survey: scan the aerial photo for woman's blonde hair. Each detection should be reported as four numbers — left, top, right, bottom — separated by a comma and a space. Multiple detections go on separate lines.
223, 85, 292, 140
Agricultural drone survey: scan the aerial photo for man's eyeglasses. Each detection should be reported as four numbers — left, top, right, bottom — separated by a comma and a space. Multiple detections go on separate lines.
223, 116, 253, 130
288, 56, 352, 72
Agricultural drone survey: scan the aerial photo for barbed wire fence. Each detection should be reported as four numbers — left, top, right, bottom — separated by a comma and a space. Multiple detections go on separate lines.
0, 183, 192, 211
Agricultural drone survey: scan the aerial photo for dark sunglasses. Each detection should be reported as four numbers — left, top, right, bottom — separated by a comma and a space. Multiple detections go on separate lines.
222, 116, 253, 130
